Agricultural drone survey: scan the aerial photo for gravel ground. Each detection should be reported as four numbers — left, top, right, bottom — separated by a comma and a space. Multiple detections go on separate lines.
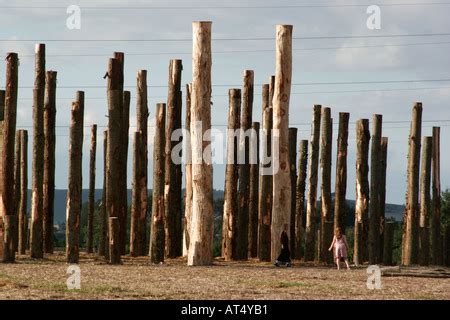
0, 251, 448, 300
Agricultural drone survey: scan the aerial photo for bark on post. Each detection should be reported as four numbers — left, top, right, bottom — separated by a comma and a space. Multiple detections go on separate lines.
106, 57, 123, 264
18, 130, 28, 255
333, 112, 350, 232
1, 53, 18, 263
271, 25, 293, 262
258, 82, 273, 262
320, 107, 333, 263
222, 89, 240, 260
354, 119, 370, 266
30, 44, 45, 259
379, 137, 388, 259
444, 225, 450, 267
295, 140, 308, 259
86, 124, 97, 253
236, 70, 254, 261
248, 122, 260, 258
130, 131, 141, 257
66, 92, 84, 264
43, 70, 56, 254
402, 103, 422, 266
431, 127, 442, 265
165, 59, 183, 258
369, 114, 382, 264
150, 103, 166, 264
383, 221, 395, 265
98, 130, 108, 257
183, 83, 192, 257
305, 104, 321, 261
288, 128, 297, 258
119, 90, 130, 255
109, 217, 120, 264
136, 70, 149, 256
419, 137, 432, 266
188, 21, 214, 266
13, 130, 20, 252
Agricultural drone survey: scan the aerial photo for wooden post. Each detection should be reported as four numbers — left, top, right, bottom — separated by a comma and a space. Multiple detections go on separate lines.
30, 44, 45, 259
258, 82, 273, 262
320, 107, 333, 263
130, 131, 141, 257
383, 221, 395, 265
119, 90, 130, 255
98, 130, 108, 256
183, 83, 192, 257
66, 92, 84, 264
150, 103, 166, 264
323, 221, 334, 264
13, 130, 20, 252
354, 119, 370, 266
136, 70, 149, 256
1, 53, 18, 263
109, 217, 120, 264
379, 137, 388, 259
165, 59, 183, 258
295, 140, 308, 260
188, 21, 214, 266
222, 89, 240, 260
444, 225, 450, 267
249, 122, 260, 258
288, 128, 297, 258
419, 137, 432, 266
106, 56, 123, 263
402, 103, 422, 266
43, 70, 56, 254
305, 104, 321, 261
271, 25, 293, 262
369, 114, 382, 264
431, 127, 442, 265
18, 130, 28, 255
236, 69, 254, 261
333, 112, 350, 232
86, 124, 97, 253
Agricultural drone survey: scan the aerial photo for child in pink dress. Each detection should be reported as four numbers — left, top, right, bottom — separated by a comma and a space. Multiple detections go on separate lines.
328, 228, 350, 270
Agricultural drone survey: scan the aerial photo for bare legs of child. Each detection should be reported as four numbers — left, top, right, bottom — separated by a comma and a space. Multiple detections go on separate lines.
335, 258, 350, 270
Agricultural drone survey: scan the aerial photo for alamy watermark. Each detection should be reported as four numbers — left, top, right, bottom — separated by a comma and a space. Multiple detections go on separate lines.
66, 5, 81, 30
66, 265, 81, 290
367, 5, 381, 30
366, 265, 382, 290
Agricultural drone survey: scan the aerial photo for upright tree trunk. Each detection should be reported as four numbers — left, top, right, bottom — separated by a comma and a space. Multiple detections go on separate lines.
258, 82, 273, 262
383, 221, 395, 265
271, 25, 293, 262
136, 70, 149, 256
98, 130, 108, 257
86, 124, 97, 253
222, 89, 241, 260
419, 137, 432, 266
305, 105, 321, 261
119, 90, 130, 255
13, 130, 20, 252
66, 92, 84, 264
402, 103, 422, 266
369, 114, 382, 264
150, 103, 166, 264
236, 70, 254, 261
295, 140, 308, 260
188, 21, 214, 266
333, 113, 349, 232
379, 136, 388, 259
431, 127, 442, 265
1, 53, 18, 263
249, 122, 260, 258
18, 130, 28, 255
444, 225, 450, 267
354, 119, 370, 266
130, 131, 141, 257
288, 128, 297, 258
30, 44, 45, 259
320, 107, 333, 264
43, 70, 56, 254
165, 59, 183, 258
106, 56, 123, 264
183, 83, 192, 257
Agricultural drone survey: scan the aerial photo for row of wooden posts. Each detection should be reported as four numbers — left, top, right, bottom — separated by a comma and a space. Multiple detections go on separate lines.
1, 22, 449, 266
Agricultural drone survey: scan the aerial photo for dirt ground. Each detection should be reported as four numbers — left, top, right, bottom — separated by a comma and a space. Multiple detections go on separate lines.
0, 251, 448, 300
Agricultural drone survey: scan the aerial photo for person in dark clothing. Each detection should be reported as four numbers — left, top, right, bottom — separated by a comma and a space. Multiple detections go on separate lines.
274, 224, 292, 267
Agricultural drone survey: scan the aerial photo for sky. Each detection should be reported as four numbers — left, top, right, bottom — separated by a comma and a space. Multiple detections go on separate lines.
1, 0, 449, 205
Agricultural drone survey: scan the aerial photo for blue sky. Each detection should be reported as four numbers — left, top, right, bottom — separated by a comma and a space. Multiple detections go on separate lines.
1, 0, 450, 205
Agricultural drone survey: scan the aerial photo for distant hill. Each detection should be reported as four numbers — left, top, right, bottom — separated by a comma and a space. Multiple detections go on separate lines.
24, 189, 404, 224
